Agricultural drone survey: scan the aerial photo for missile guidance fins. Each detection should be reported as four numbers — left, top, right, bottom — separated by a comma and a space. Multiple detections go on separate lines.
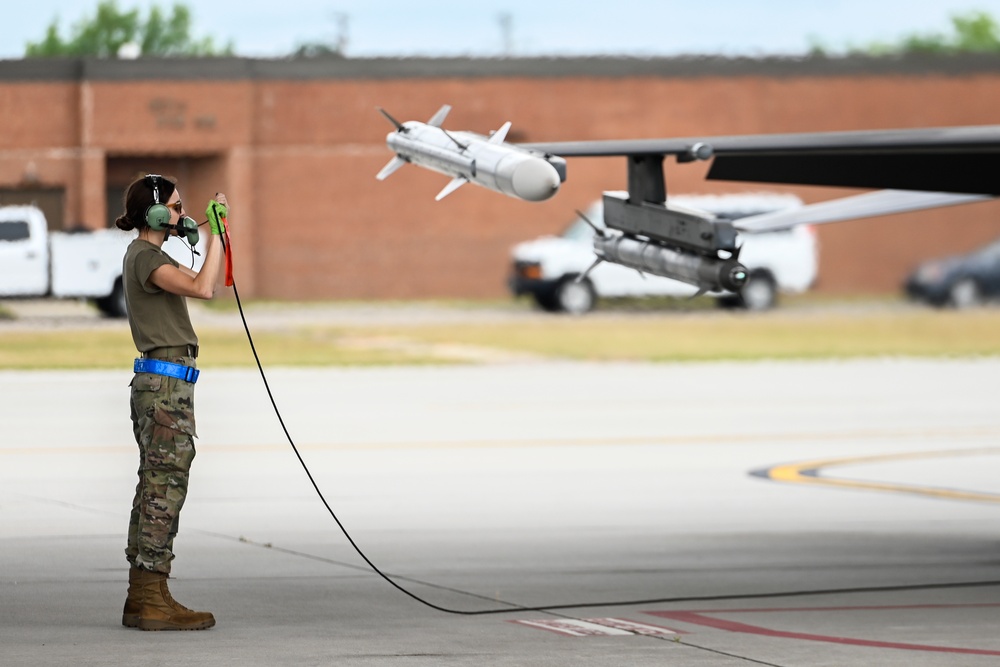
442, 129, 469, 150
489, 122, 512, 144
575, 256, 604, 285
436, 176, 468, 201
377, 107, 406, 132
575, 209, 608, 238
376, 156, 408, 181
427, 105, 452, 128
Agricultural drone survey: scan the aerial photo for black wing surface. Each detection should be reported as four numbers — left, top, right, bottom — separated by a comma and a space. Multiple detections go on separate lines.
522, 125, 1000, 196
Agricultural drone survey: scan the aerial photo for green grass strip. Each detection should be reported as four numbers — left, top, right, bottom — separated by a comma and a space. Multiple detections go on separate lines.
1, 307, 999, 369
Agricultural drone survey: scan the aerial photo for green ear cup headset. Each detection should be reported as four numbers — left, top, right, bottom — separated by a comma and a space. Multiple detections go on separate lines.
144, 174, 199, 246
144, 174, 171, 230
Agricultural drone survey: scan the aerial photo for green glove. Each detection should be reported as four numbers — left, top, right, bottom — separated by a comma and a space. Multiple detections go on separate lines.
206, 200, 228, 235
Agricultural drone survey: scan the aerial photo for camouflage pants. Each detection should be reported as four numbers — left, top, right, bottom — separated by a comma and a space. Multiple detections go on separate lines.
125, 357, 198, 574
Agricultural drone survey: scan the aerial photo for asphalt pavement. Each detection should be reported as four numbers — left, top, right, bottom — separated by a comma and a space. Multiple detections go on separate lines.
2, 354, 999, 666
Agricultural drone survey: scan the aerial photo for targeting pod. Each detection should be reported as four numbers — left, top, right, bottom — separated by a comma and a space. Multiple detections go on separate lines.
594, 234, 748, 293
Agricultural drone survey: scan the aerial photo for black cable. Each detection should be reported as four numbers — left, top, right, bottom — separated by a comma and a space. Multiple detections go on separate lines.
221, 235, 1000, 617
222, 236, 498, 614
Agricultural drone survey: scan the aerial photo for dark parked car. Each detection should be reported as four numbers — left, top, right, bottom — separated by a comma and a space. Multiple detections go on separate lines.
905, 237, 1000, 307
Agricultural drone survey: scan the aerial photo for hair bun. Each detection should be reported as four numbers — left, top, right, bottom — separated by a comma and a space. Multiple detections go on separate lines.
115, 214, 135, 231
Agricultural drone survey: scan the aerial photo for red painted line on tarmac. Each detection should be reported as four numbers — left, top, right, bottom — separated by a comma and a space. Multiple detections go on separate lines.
647, 604, 1000, 656
663, 603, 1000, 614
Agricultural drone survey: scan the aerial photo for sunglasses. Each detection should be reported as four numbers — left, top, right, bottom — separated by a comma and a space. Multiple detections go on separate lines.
165, 200, 183, 214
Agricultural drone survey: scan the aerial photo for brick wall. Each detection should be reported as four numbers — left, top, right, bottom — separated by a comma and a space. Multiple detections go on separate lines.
1, 56, 998, 298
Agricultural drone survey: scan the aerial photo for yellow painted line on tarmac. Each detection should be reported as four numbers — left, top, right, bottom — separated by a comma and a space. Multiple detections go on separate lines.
3, 427, 1000, 456
759, 448, 1000, 503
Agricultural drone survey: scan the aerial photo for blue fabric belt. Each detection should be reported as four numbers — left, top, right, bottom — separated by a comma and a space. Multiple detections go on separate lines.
134, 358, 200, 383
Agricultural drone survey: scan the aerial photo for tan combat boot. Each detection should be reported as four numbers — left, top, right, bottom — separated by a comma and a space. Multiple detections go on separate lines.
134, 569, 216, 631
122, 566, 142, 627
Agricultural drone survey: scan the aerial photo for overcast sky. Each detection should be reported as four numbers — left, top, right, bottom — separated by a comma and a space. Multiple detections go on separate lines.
5, 1, 1000, 59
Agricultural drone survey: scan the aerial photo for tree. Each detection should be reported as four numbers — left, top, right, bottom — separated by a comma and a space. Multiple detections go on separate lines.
25, 1, 233, 58
948, 11, 1000, 51
851, 10, 1000, 55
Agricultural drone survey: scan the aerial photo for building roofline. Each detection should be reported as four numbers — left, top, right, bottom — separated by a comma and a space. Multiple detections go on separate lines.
1, 53, 1000, 82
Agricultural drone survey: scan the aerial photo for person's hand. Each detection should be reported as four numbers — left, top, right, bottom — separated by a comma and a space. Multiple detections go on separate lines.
206, 193, 228, 235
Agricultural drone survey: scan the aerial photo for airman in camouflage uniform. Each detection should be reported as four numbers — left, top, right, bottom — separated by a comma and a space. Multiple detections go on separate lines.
116, 174, 228, 631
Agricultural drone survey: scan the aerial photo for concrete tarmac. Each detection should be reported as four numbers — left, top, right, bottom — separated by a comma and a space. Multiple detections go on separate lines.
2, 358, 999, 666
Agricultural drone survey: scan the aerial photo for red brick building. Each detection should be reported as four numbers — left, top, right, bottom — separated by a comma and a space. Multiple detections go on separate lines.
1, 55, 999, 298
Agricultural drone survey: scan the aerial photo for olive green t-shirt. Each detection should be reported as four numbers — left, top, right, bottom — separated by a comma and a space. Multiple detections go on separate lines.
123, 239, 198, 353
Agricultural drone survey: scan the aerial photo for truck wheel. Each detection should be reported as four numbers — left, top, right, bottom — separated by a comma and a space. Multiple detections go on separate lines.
737, 271, 777, 311
96, 280, 127, 318
948, 277, 982, 308
555, 277, 596, 314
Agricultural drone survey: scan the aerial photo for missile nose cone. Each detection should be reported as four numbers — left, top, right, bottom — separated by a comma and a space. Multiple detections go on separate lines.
511, 159, 561, 202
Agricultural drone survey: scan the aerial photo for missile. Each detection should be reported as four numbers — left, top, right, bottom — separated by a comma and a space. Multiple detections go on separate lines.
592, 234, 748, 294
375, 105, 565, 202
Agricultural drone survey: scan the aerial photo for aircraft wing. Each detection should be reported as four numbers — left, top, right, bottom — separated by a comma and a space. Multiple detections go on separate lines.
377, 109, 1000, 295
734, 190, 992, 233
521, 125, 1000, 196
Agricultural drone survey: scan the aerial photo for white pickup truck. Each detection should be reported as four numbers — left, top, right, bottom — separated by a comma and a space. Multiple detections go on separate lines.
509, 193, 818, 313
0, 205, 202, 318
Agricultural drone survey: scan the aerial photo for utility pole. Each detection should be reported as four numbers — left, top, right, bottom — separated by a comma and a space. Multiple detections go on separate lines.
333, 12, 350, 55
498, 12, 513, 56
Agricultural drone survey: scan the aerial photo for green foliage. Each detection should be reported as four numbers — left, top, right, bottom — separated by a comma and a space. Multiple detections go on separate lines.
847, 10, 1000, 55
950, 11, 1000, 51
25, 1, 233, 58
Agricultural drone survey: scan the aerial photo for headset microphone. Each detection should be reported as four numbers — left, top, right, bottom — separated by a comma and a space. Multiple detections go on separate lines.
174, 215, 200, 247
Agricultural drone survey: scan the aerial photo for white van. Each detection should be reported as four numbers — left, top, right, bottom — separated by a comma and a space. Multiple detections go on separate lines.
509, 193, 818, 313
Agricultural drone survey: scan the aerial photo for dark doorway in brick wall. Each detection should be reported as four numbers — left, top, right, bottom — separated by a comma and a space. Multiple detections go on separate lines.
105, 154, 226, 229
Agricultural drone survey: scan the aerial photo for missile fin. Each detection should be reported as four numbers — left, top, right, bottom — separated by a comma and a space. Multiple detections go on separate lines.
376, 156, 408, 181
427, 104, 452, 128
435, 176, 468, 201
489, 121, 512, 144
575, 256, 604, 284
442, 128, 469, 150
377, 107, 406, 131
575, 209, 607, 238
